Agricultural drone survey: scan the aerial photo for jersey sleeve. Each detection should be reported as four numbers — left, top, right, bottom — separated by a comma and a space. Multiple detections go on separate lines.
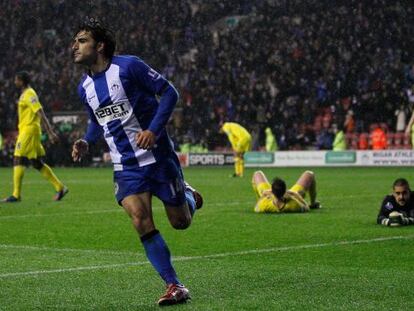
77, 82, 103, 144
25, 89, 42, 113
128, 57, 168, 95
377, 196, 393, 225
128, 57, 179, 136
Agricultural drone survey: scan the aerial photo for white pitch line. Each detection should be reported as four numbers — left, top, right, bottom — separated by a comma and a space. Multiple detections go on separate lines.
0, 235, 412, 279
0, 193, 378, 221
0, 244, 140, 257
0, 201, 244, 220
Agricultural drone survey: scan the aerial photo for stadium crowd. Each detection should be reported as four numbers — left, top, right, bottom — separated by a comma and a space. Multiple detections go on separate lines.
0, 0, 414, 165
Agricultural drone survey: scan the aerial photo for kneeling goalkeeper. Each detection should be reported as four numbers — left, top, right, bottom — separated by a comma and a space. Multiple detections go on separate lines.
377, 178, 414, 226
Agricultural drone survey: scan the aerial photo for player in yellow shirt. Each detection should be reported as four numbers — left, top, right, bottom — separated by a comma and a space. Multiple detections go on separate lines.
252, 170, 321, 213
220, 122, 252, 177
2, 71, 68, 203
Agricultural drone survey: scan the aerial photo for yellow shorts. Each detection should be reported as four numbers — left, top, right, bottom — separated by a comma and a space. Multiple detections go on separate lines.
233, 136, 251, 153
14, 131, 45, 159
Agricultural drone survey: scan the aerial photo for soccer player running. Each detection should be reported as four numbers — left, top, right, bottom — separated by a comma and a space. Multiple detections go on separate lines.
2, 71, 68, 203
252, 170, 321, 213
377, 178, 414, 226
71, 20, 203, 306
220, 122, 252, 177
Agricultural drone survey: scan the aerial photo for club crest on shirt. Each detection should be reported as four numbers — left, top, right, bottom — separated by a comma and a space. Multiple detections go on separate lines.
110, 83, 120, 92
385, 202, 394, 210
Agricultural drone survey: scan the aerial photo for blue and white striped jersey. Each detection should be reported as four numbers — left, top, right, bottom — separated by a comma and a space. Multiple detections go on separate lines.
77, 55, 178, 171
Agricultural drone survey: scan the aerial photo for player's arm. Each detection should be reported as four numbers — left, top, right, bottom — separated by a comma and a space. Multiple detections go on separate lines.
129, 57, 178, 150
377, 197, 393, 226
72, 100, 103, 162
286, 190, 310, 212
38, 108, 59, 143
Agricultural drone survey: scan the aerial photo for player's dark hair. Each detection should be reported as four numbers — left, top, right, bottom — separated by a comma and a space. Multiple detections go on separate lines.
15, 71, 30, 86
271, 177, 286, 200
393, 178, 410, 189
75, 17, 116, 59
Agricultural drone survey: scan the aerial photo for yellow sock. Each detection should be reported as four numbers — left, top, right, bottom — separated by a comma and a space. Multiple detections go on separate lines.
239, 159, 244, 177
12, 165, 26, 198
40, 164, 64, 192
234, 157, 240, 176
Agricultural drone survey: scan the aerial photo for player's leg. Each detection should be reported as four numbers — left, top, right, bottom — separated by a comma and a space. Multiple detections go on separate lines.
161, 178, 203, 230
122, 193, 189, 306
4, 156, 27, 202
294, 170, 320, 208
252, 170, 271, 198
237, 151, 245, 177
237, 136, 251, 178
123, 194, 183, 291
3, 132, 30, 202
32, 158, 68, 201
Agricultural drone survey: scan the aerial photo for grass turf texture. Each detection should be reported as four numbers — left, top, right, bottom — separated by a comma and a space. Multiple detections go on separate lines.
0, 166, 413, 310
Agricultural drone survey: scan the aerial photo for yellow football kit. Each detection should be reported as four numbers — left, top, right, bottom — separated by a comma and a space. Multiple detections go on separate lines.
14, 87, 45, 159
253, 182, 307, 213
221, 122, 252, 153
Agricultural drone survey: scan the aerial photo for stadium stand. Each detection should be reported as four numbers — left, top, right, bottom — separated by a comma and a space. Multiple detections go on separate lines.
0, 0, 413, 165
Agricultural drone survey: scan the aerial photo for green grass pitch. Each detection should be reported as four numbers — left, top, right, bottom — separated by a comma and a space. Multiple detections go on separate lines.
0, 166, 413, 310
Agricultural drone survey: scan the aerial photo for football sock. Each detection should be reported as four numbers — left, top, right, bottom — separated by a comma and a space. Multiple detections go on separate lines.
12, 165, 25, 198
185, 188, 196, 216
239, 158, 244, 177
234, 157, 240, 176
141, 230, 180, 285
39, 164, 64, 192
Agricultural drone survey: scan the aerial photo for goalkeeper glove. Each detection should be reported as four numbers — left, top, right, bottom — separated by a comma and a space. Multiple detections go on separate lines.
388, 211, 414, 226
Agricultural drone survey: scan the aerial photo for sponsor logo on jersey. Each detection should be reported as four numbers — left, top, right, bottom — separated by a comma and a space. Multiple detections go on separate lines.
94, 101, 131, 125
87, 95, 96, 103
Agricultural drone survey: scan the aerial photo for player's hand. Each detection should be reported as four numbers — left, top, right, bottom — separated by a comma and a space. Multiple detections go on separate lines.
389, 211, 406, 226
136, 130, 156, 150
72, 139, 89, 162
48, 131, 60, 144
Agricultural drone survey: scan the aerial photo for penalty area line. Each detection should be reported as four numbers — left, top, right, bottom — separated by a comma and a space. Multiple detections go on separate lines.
0, 235, 412, 279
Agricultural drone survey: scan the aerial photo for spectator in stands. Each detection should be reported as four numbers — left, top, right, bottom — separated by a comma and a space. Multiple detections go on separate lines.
265, 127, 277, 151
405, 109, 414, 148
0, 1, 413, 154
332, 124, 347, 151
377, 178, 414, 227
370, 124, 387, 150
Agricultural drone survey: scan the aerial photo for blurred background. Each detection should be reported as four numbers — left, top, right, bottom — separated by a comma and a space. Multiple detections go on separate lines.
0, 0, 413, 166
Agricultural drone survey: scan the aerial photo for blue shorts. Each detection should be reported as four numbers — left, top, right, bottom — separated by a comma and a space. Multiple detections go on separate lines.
114, 153, 186, 206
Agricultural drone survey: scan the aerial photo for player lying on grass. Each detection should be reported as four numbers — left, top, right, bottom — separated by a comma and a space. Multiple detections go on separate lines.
377, 178, 414, 226
252, 170, 321, 213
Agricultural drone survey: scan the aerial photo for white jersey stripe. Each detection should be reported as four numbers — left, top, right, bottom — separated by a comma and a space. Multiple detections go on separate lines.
105, 65, 155, 168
